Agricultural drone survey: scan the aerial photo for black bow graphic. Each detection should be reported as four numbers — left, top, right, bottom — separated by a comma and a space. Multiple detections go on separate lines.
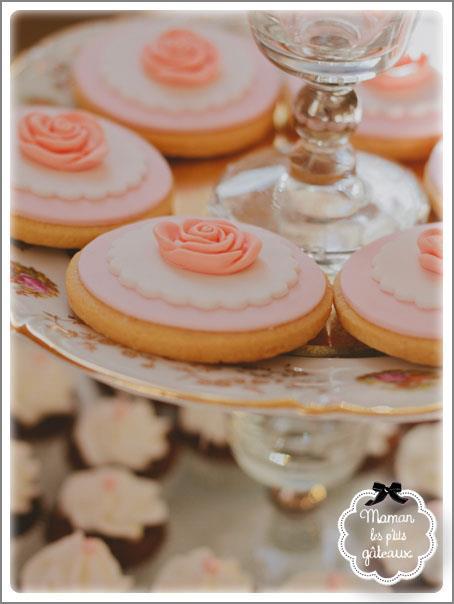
365, 482, 408, 506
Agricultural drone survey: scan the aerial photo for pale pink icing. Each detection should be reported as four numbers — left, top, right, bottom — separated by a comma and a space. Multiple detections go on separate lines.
340, 225, 442, 340
19, 111, 107, 171
142, 29, 219, 87
426, 140, 442, 194
418, 228, 442, 275
73, 31, 282, 132
13, 113, 172, 227
154, 219, 261, 275
366, 55, 432, 92
78, 218, 327, 332
356, 110, 442, 139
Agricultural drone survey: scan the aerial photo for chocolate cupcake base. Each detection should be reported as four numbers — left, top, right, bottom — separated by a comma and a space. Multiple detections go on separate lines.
12, 498, 41, 537
177, 429, 233, 462
46, 507, 166, 569
12, 414, 74, 441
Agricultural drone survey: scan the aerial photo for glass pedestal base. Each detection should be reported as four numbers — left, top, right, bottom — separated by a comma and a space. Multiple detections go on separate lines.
209, 147, 429, 274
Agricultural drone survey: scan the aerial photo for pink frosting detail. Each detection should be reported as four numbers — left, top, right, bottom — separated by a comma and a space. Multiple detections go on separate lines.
102, 475, 117, 491
141, 29, 219, 87
203, 557, 221, 575
13, 137, 172, 226
418, 228, 442, 275
78, 218, 326, 333
18, 111, 108, 172
340, 225, 442, 340
367, 55, 431, 92
154, 219, 262, 275
72, 33, 282, 133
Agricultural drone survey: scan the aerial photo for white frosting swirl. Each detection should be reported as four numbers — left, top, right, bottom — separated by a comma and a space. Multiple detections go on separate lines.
99, 22, 255, 113
12, 335, 75, 426
74, 397, 171, 471
372, 229, 441, 310
152, 547, 254, 592
13, 108, 147, 200
395, 423, 442, 498
108, 222, 300, 310
179, 407, 229, 447
11, 440, 41, 515
58, 467, 168, 540
21, 532, 132, 592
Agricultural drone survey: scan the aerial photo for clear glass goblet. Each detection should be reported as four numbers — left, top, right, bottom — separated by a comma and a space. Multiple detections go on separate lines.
209, 11, 429, 273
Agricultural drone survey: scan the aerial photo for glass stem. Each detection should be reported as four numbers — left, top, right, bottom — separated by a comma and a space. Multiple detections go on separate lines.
290, 82, 361, 185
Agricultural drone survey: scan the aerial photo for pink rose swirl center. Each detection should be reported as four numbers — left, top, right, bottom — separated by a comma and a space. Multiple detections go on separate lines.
153, 218, 262, 275
141, 29, 219, 87
18, 111, 108, 172
417, 227, 442, 275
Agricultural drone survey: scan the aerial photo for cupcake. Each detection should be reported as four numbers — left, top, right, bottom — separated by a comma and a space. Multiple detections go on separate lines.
395, 422, 442, 499
11, 440, 41, 536
12, 335, 77, 439
152, 547, 254, 592
360, 422, 401, 470
70, 395, 175, 477
73, 18, 282, 158
47, 467, 168, 568
380, 499, 442, 586
21, 531, 132, 592
177, 406, 232, 460
11, 105, 172, 249
353, 54, 442, 161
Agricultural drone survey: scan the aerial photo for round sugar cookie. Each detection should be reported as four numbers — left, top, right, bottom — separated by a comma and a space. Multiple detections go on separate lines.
353, 55, 442, 162
66, 217, 332, 364
334, 224, 442, 366
424, 139, 443, 218
12, 106, 173, 249
72, 19, 282, 158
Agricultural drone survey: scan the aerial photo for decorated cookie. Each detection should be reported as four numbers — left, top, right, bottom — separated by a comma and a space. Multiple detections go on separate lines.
11, 440, 41, 536
70, 396, 175, 477
47, 467, 168, 568
395, 422, 442, 499
72, 19, 282, 157
151, 547, 254, 592
178, 406, 232, 459
334, 224, 442, 366
424, 140, 443, 218
12, 334, 76, 439
353, 54, 442, 161
21, 531, 132, 591
66, 216, 332, 364
11, 106, 173, 249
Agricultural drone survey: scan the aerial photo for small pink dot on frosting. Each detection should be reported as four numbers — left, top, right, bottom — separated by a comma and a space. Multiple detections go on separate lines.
141, 29, 219, 87
367, 54, 431, 92
18, 111, 108, 172
417, 228, 442, 275
326, 573, 344, 591
82, 538, 98, 555
203, 556, 221, 575
102, 475, 117, 491
153, 219, 262, 275
113, 399, 129, 419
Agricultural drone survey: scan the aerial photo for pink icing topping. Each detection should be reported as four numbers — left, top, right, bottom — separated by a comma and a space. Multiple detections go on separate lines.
141, 29, 219, 87
203, 557, 221, 575
18, 111, 108, 172
418, 228, 442, 275
153, 219, 262, 275
367, 54, 431, 92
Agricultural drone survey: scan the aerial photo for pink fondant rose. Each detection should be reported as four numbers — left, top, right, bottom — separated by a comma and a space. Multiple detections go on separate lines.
18, 111, 108, 172
368, 54, 431, 91
154, 219, 262, 275
418, 228, 442, 275
141, 29, 219, 87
